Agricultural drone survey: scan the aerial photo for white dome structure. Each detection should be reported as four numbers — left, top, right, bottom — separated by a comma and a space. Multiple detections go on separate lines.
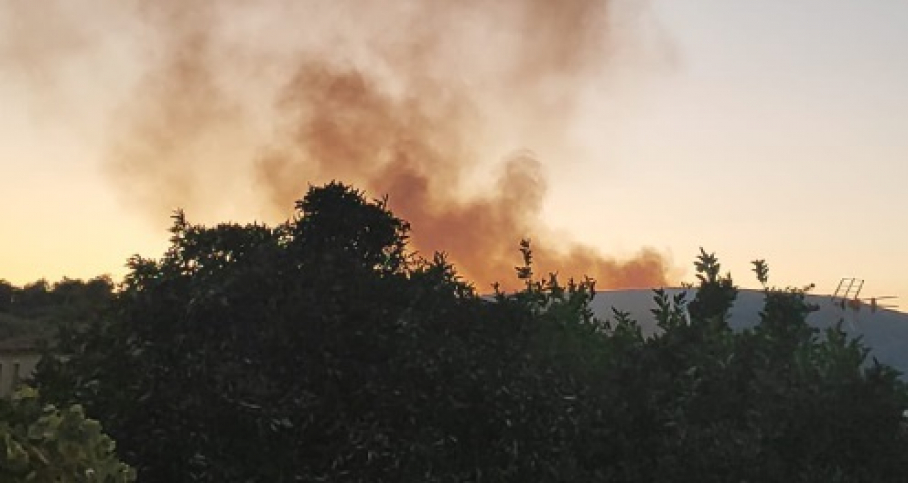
586, 288, 908, 376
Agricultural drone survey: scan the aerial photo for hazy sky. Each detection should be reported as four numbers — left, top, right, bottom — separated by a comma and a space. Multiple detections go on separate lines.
1, 1, 905, 305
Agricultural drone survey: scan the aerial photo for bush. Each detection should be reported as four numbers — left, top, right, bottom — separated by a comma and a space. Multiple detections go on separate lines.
0, 386, 135, 482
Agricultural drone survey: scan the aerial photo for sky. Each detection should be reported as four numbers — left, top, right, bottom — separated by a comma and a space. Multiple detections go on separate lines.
0, 1, 905, 305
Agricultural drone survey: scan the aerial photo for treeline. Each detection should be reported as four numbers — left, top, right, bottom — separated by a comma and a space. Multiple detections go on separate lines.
1, 181, 907, 481
0, 279, 129, 480
18, 182, 908, 482
0, 276, 114, 316
0, 276, 115, 341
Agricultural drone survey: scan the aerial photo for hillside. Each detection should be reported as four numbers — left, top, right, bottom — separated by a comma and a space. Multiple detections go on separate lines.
589, 288, 908, 376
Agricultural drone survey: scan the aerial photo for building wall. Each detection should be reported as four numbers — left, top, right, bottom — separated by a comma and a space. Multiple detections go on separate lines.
0, 352, 41, 397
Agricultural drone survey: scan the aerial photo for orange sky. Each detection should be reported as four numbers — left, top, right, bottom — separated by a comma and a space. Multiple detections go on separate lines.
1, 1, 905, 305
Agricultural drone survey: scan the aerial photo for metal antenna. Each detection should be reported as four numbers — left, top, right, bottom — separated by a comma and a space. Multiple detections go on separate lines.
832, 278, 864, 301
831, 278, 899, 329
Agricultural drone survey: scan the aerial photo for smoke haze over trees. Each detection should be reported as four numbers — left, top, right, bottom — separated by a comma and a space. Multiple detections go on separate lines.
1, 0, 674, 290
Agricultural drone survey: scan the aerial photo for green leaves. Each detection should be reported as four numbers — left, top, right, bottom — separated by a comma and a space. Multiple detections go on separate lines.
752, 259, 769, 287
0, 387, 135, 482
687, 248, 737, 325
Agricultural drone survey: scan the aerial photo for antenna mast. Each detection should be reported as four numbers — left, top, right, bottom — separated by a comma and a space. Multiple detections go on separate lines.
832, 277, 899, 316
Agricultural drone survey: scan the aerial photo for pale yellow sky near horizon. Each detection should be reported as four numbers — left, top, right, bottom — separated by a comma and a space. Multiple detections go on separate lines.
1, 1, 906, 306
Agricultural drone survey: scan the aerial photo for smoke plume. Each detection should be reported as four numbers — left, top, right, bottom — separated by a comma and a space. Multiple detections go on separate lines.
0, 0, 90, 84
6, 0, 675, 290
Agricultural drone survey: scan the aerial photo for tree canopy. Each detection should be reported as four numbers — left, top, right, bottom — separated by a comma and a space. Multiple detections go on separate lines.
0, 387, 135, 482
30, 181, 908, 482
0, 276, 115, 344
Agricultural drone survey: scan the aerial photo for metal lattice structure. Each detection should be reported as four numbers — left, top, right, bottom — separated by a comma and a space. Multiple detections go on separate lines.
832, 277, 898, 314
833, 278, 864, 301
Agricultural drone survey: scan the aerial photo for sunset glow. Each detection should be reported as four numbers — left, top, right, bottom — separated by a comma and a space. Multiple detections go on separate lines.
1, 1, 905, 303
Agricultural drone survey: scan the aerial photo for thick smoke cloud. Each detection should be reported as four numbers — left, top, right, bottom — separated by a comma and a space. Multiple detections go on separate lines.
3, 0, 674, 290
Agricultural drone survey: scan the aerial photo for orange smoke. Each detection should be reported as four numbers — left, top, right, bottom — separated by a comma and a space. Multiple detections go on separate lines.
259, 61, 668, 289
5, 0, 675, 290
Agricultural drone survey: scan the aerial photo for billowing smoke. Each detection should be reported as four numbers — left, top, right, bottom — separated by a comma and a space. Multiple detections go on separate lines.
4, 0, 674, 290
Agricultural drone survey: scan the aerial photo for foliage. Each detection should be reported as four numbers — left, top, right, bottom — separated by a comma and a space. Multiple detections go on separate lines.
0, 276, 115, 342
31, 181, 908, 482
0, 386, 135, 482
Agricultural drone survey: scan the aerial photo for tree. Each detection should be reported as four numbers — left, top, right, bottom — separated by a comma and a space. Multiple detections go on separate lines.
0, 276, 116, 343
633, 257, 908, 482
15, 279, 51, 314
32, 181, 908, 482
0, 386, 135, 482
36, 183, 585, 481
686, 247, 737, 325
0, 279, 12, 313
